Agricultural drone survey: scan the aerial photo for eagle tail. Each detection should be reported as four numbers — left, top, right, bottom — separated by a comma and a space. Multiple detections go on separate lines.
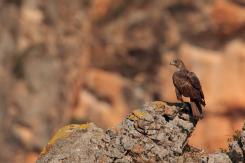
191, 101, 204, 119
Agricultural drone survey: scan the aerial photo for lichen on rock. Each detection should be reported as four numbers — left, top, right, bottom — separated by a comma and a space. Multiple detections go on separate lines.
40, 123, 92, 156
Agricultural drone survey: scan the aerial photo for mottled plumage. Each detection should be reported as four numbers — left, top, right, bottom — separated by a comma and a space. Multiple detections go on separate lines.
170, 59, 206, 119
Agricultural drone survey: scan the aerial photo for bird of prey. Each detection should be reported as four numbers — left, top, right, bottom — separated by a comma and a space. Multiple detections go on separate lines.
170, 59, 206, 119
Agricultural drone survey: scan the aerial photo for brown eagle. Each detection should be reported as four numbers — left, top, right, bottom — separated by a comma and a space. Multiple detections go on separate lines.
170, 59, 206, 119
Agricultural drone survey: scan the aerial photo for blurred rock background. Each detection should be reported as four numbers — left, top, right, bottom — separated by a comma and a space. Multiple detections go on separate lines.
0, 0, 245, 162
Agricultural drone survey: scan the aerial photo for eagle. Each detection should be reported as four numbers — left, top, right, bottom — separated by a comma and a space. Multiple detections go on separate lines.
170, 59, 206, 119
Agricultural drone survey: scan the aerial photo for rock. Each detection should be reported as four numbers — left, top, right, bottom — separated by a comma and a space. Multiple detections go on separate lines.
38, 101, 245, 163
211, 0, 245, 35
0, 1, 85, 162
38, 123, 105, 163
73, 69, 133, 128
37, 101, 199, 162
240, 131, 245, 152
228, 141, 244, 162
227, 129, 245, 163
201, 152, 232, 163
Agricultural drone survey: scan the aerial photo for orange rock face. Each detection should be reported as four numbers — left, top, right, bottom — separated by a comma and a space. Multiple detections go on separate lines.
73, 69, 131, 127
211, 0, 245, 35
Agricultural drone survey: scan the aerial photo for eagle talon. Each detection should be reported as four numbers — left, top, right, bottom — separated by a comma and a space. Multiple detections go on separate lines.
180, 102, 189, 111
182, 102, 187, 108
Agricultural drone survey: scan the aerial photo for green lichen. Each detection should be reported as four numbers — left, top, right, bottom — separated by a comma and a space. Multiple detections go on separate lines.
40, 123, 91, 156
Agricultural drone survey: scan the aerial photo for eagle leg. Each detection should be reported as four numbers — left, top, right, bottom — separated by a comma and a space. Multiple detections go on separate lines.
175, 88, 183, 102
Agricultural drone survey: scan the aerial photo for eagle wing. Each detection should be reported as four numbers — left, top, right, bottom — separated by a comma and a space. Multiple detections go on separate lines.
187, 72, 205, 100
172, 71, 199, 99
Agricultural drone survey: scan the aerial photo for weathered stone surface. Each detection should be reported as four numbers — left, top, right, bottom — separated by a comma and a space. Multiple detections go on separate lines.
240, 131, 245, 153
228, 141, 243, 162
38, 102, 245, 163
37, 101, 200, 162
37, 101, 245, 163
201, 153, 232, 163
38, 123, 105, 163
227, 129, 245, 163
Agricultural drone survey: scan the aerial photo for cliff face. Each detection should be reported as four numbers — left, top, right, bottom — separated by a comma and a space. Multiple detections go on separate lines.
37, 101, 244, 163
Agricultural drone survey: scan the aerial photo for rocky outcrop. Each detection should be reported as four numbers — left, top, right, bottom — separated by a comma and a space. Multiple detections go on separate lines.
37, 101, 245, 163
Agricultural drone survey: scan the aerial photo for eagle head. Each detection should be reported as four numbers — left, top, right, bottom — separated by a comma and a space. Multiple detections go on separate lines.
170, 59, 186, 70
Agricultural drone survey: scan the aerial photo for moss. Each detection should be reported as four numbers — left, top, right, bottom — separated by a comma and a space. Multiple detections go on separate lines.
152, 101, 166, 111
128, 110, 145, 121
40, 123, 91, 156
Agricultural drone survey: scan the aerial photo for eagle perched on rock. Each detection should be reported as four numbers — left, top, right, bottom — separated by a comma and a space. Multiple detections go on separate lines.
170, 59, 206, 119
